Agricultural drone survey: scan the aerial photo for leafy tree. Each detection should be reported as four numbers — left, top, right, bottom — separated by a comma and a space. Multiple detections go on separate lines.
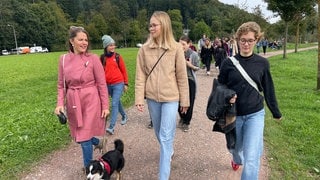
193, 20, 211, 44
318, 0, 320, 90
264, 0, 317, 58
136, 9, 149, 42
168, 9, 183, 39
86, 12, 108, 49
127, 20, 142, 47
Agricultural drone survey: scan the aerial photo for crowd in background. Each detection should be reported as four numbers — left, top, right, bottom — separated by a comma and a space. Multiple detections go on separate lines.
195, 34, 284, 68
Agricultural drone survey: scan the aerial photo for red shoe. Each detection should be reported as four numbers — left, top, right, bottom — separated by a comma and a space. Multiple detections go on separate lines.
231, 160, 240, 171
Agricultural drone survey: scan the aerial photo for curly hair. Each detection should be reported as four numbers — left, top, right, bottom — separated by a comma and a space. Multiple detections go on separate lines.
235, 22, 264, 42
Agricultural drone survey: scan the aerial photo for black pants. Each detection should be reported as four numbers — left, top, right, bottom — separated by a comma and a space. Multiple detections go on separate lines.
204, 58, 211, 72
262, 46, 267, 54
178, 79, 196, 125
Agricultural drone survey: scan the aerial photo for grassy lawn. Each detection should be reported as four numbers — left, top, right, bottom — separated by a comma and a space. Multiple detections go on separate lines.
0, 46, 319, 179
265, 49, 320, 179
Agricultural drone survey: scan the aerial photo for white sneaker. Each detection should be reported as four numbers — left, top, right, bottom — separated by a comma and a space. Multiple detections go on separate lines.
206, 71, 210, 75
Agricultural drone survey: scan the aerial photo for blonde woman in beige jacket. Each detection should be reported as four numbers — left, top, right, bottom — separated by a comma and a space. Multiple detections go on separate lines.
135, 11, 189, 180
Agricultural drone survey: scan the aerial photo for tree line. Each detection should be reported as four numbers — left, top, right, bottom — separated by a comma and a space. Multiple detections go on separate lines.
0, 0, 317, 52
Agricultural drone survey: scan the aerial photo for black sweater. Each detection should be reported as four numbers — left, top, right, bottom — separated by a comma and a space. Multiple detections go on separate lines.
218, 53, 282, 118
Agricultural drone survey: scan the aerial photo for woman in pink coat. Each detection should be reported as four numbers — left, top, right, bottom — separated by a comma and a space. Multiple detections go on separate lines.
55, 26, 110, 168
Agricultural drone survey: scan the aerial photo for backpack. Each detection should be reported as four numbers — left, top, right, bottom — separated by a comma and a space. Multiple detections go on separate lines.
100, 53, 120, 68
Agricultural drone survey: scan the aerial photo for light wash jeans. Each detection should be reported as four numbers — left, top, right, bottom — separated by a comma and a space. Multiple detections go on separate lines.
147, 99, 178, 180
79, 137, 99, 167
107, 82, 126, 130
231, 109, 265, 180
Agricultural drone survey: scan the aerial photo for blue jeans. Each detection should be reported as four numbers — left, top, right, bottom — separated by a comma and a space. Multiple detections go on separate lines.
231, 109, 265, 180
147, 99, 178, 180
79, 137, 99, 167
107, 82, 126, 130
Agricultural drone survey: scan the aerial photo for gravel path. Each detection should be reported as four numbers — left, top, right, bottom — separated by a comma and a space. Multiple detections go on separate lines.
20, 47, 316, 180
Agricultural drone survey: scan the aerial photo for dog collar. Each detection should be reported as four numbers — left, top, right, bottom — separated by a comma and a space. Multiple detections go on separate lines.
99, 157, 111, 175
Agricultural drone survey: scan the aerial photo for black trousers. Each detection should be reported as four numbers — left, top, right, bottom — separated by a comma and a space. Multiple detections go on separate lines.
179, 79, 196, 125
262, 46, 267, 54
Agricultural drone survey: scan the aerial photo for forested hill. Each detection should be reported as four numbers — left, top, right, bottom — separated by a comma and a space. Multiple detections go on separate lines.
0, 0, 268, 51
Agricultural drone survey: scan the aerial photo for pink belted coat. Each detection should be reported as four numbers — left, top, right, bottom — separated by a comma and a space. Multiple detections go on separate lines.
57, 52, 109, 142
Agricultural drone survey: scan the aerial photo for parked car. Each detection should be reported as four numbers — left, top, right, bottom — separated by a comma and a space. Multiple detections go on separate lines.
1, 50, 9, 55
30, 46, 43, 53
41, 47, 49, 53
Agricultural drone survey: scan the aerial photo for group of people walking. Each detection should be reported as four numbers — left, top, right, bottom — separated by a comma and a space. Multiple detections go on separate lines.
198, 35, 239, 75
55, 11, 282, 180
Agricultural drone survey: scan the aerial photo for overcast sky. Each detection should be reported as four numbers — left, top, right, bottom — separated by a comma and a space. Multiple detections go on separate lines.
218, 0, 280, 24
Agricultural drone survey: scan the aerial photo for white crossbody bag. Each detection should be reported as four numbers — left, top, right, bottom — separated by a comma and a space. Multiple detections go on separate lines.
229, 56, 259, 92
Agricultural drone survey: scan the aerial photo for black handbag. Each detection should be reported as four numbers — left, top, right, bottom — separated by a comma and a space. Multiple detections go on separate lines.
57, 111, 67, 124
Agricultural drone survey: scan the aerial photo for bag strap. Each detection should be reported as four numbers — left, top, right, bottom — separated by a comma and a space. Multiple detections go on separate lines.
229, 56, 259, 92
62, 54, 66, 95
146, 49, 168, 80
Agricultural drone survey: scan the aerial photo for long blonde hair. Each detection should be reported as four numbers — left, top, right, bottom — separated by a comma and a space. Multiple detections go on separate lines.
145, 11, 177, 50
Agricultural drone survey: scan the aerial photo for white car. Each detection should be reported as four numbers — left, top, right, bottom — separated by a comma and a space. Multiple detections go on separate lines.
41, 48, 49, 53
1, 50, 9, 55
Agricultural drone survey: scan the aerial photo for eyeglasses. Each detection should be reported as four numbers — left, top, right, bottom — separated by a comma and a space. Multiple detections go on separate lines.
239, 38, 256, 45
70, 26, 85, 30
149, 23, 161, 29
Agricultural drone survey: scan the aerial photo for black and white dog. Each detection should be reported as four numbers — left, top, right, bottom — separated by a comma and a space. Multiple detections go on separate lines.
86, 139, 125, 180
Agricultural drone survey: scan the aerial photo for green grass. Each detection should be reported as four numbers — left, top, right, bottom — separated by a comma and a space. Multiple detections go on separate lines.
0, 47, 319, 179
0, 48, 138, 179
265, 49, 320, 179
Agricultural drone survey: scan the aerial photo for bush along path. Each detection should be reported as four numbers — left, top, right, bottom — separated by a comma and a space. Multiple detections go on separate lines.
20, 46, 316, 180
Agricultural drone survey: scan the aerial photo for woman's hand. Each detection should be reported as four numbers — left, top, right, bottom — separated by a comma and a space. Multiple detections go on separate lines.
101, 109, 110, 118
55, 106, 64, 115
123, 85, 128, 92
136, 104, 144, 112
180, 106, 189, 114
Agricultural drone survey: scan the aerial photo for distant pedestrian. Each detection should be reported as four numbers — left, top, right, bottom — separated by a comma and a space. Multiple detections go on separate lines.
198, 34, 207, 51
213, 39, 227, 69
229, 38, 238, 56
261, 38, 268, 55
256, 40, 261, 54
200, 38, 214, 75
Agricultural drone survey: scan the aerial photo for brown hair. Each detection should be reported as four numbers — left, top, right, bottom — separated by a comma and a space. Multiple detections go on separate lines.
235, 22, 264, 41
179, 35, 191, 43
67, 26, 90, 54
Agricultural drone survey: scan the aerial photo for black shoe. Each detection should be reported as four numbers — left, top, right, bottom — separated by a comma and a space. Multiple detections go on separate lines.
182, 124, 189, 132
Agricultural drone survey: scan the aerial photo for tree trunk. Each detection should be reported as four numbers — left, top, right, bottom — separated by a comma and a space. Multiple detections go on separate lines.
283, 22, 288, 59
317, 0, 320, 90
295, 23, 300, 53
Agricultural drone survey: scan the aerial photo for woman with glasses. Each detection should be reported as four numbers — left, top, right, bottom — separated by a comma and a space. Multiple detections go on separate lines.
218, 22, 282, 180
55, 26, 110, 169
135, 11, 189, 180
